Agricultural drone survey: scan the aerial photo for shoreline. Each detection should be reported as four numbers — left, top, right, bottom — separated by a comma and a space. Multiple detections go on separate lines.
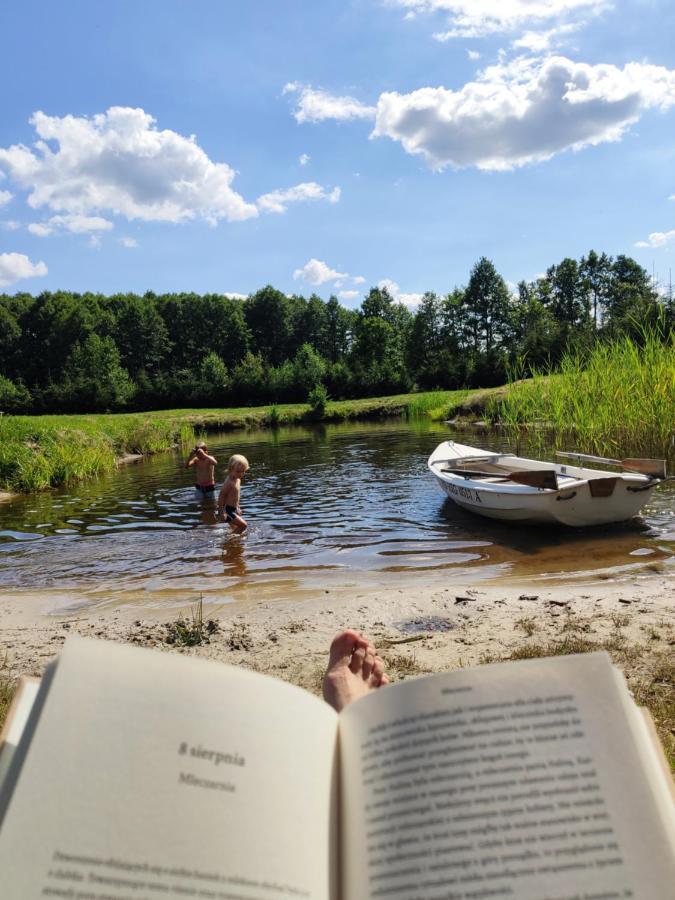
3, 573, 672, 681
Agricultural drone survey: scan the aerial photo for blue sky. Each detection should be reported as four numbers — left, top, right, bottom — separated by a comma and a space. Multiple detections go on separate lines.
1, 0, 674, 306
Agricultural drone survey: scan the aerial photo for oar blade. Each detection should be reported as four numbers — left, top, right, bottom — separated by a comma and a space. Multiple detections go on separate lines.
622, 458, 667, 479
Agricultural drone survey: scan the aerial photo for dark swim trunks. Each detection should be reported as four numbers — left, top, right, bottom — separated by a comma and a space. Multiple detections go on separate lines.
195, 483, 216, 494
224, 504, 238, 522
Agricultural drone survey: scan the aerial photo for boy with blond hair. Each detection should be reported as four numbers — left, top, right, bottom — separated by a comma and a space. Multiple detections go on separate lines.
218, 454, 249, 532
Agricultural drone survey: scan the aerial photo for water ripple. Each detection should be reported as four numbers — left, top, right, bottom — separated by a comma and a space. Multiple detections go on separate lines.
0, 422, 672, 601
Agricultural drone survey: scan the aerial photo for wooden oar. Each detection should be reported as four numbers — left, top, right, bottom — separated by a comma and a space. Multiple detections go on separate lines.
556, 451, 666, 480
445, 467, 559, 490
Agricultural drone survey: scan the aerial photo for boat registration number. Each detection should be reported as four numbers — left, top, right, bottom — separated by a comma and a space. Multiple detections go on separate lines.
448, 482, 482, 503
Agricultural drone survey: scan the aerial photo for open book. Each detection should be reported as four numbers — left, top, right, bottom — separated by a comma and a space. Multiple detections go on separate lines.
0, 637, 673, 899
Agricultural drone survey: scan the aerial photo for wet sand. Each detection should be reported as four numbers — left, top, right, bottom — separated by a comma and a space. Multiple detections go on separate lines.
2, 574, 673, 702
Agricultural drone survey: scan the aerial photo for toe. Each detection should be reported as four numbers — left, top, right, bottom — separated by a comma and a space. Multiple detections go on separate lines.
327, 630, 362, 670
362, 649, 375, 680
349, 645, 367, 674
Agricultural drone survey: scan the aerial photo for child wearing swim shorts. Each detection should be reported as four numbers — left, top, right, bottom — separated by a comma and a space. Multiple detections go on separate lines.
218, 454, 249, 532
186, 442, 218, 496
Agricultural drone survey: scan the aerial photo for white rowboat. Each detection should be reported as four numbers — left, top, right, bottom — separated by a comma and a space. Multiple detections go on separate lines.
428, 441, 667, 527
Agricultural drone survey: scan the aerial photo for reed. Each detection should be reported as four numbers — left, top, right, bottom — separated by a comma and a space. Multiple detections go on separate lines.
490, 330, 675, 460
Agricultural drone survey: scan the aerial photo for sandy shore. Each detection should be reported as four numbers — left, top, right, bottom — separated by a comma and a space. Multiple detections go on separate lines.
2, 575, 673, 705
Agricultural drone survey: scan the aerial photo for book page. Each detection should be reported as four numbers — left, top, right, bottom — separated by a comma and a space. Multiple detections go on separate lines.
0, 636, 339, 900
339, 652, 675, 900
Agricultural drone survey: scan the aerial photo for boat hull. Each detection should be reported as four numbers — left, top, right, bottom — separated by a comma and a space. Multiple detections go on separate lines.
429, 441, 658, 527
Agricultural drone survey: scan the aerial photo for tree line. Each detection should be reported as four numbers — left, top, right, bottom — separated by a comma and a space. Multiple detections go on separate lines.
0, 250, 671, 414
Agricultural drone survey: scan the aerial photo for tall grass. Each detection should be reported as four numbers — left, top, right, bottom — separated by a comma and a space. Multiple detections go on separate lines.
490, 330, 675, 459
0, 414, 197, 493
405, 391, 466, 421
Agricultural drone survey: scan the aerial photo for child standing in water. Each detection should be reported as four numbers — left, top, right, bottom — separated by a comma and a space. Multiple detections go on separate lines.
186, 442, 218, 496
218, 454, 249, 532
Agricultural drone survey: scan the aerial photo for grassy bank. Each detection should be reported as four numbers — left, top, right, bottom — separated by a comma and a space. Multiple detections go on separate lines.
489, 332, 675, 460
0, 389, 475, 494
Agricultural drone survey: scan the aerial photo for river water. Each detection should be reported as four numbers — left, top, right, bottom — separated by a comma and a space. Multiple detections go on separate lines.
0, 421, 672, 609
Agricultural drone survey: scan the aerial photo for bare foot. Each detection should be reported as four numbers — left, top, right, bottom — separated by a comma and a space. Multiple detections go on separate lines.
322, 630, 390, 712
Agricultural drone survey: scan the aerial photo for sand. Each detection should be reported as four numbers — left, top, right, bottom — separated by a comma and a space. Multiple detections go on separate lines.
2, 574, 673, 703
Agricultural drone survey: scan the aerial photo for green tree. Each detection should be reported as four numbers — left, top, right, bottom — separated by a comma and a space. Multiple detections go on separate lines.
244, 286, 291, 365
293, 343, 327, 394
324, 296, 354, 362
604, 256, 661, 337
231, 352, 266, 404
110, 294, 171, 376
63, 334, 132, 410
463, 258, 512, 354
579, 250, 612, 330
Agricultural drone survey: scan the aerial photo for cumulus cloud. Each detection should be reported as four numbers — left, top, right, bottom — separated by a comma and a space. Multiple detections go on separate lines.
371, 56, 675, 170
467, 49, 481, 60
224, 292, 248, 300
0, 108, 344, 231
257, 182, 340, 214
293, 258, 348, 286
0, 252, 48, 287
338, 290, 360, 300
0, 190, 12, 207
635, 230, 675, 249
0, 107, 259, 225
378, 278, 424, 308
299, 153, 311, 166
285, 84, 376, 123
391, 1, 605, 40
28, 214, 113, 236
0, 220, 20, 231
119, 236, 138, 248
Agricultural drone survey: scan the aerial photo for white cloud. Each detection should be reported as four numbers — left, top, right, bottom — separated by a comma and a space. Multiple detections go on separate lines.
467, 49, 481, 60
0, 252, 48, 287
88, 234, 102, 249
378, 278, 424, 308
0, 107, 259, 226
224, 292, 248, 300
0, 190, 12, 207
371, 56, 675, 171
0, 220, 20, 231
391, 1, 606, 40
119, 236, 138, 248
338, 290, 360, 300
512, 22, 579, 52
28, 213, 114, 236
257, 182, 340, 214
286, 85, 376, 123
352, 275, 366, 285
299, 153, 311, 166
293, 258, 348, 286
635, 230, 675, 249
27, 223, 52, 237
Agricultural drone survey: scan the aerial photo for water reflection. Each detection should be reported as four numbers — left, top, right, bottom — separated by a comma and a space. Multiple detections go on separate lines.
0, 420, 672, 605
